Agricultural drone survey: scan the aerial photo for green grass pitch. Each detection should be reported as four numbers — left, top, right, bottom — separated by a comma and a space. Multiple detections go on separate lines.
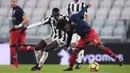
0, 64, 130, 73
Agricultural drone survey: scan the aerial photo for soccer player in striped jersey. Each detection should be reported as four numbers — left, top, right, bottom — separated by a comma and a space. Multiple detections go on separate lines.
67, 0, 90, 69
63, 5, 123, 71
25, 7, 70, 71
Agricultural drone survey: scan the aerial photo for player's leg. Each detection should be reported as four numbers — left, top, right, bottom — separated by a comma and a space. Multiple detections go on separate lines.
19, 31, 34, 52
97, 44, 123, 66
34, 40, 47, 63
74, 34, 84, 69
9, 30, 20, 68
75, 49, 84, 69
31, 40, 59, 71
89, 29, 123, 66
30, 39, 47, 71
38, 40, 59, 67
70, 33, 84, 69
33, 35, 52, 64
63, 38, 87, 71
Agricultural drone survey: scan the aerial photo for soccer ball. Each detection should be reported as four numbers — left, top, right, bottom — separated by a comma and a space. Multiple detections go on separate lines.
89, 62, 99, 72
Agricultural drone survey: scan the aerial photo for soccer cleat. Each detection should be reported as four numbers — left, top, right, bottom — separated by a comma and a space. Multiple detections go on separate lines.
75, 63, 82, 69
10, 65, 19, 68
75, 59, 84, 69
31, 64, 41, 71
117, 58, 123, 66
63, 68, 73, 71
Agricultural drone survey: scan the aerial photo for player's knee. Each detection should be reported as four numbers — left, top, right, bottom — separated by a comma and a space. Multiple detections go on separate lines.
45, 40, 59, 52
35, 45, 40, 51
96, 42, 106, 50
10, 44, 18, 48
72, 48, 81, 55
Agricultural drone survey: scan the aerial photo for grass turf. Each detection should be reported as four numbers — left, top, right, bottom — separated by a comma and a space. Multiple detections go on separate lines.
0, 64, 130, 73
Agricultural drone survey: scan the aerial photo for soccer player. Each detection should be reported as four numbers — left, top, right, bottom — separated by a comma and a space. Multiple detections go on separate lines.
25, 7, 70, 71
10, 0, 34, 68
63, 5, 123, 71
67, 0, 90, 69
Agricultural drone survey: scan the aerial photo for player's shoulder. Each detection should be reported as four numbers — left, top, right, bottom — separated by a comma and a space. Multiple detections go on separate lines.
16, 5, 23, 12
60, 15, 66, 17
60, 15, 69, 20
43, 16, 51, 21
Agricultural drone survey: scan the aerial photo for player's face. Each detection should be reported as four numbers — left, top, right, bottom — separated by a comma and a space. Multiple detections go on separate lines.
10, 0, 17, 8
53, 12, 60, 21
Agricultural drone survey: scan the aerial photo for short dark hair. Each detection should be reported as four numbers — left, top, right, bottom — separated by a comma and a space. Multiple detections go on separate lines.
52, 7, 60, 13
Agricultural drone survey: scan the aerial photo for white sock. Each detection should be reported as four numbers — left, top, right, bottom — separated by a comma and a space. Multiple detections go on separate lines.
77, 50, 84, 63
38, 51, 49, 67
34, 50, 41, 63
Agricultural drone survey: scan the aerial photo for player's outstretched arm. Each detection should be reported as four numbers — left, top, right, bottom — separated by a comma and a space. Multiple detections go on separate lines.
78, 5, 89, 17
27, 20, 45, 29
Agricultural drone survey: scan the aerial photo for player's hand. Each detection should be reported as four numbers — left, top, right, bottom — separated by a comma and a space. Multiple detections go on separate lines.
88, 2, 91, 7
14, 25, 20, 29
20, 26, 27, 33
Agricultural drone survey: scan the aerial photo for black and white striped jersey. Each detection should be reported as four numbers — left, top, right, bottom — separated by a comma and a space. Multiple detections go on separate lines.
67, 1, 87, 15
40, 15, 69, 41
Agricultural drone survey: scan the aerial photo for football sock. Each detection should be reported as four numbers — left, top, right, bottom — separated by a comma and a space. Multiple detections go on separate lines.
69, 55, 77, 68
38, 51, 49, 67
34, 50, 41, 63
77, 50, 84, 63
10, 46, 18, 66
104, 48, 118, 60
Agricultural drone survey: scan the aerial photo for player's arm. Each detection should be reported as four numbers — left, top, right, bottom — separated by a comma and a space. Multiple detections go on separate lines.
21, 14, 29, 25
84, 2, 91, 24
27, 17, 50, 29
84, 13, 89, 24
14, 9, 29, 29
64, 16, 70, 31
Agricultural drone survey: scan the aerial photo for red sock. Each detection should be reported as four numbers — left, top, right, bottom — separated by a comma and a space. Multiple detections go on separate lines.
104, 48, 118, 60
19, 46, 34, 52
10, 46, 18, 66
69, 55, 77, 68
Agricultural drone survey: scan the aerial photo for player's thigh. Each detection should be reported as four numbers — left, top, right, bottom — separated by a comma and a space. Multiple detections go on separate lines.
19, 31, 26, 45
42, 35, 53, 45
88, 29, 101, 47
10, 30, 21, 45
76, 38, 88, 49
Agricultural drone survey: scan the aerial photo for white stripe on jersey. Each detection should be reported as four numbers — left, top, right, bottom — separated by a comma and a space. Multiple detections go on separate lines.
45, 15, 69, 42
68, 1, 87, 15
28, 15, 68, 42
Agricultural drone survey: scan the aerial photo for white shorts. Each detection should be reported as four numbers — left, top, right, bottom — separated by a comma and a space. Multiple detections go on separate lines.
71, 33, 80, 43
42, 35, 67, 48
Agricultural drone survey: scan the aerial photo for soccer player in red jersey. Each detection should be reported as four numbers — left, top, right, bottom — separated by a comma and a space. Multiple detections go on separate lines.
10, 0, 34, 68
63, 5, 123, 71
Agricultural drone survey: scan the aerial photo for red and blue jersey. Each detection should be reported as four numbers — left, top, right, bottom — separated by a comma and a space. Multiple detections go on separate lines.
70, 5, 91, 37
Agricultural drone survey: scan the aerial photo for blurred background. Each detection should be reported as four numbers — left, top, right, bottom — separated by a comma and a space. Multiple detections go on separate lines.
0, 0, 130, 65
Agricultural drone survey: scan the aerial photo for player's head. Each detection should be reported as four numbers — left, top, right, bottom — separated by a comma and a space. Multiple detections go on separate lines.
52, 7, 60, 21
73, 0, 79, 3
10, 0, 17, 8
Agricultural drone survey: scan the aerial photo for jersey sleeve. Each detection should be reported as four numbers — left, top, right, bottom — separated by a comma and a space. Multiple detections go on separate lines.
16, 8, 25, 17
27, 17, 50, 29
42, 17, 50, 25
82, 2, 88, 14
